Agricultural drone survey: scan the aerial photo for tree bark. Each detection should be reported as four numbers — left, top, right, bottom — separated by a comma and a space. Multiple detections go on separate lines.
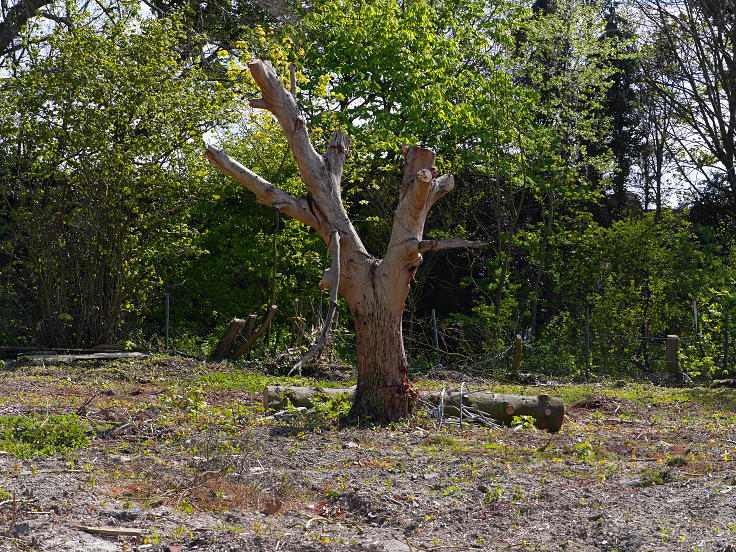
350, 286, 414, 423
210, 318, 245, 361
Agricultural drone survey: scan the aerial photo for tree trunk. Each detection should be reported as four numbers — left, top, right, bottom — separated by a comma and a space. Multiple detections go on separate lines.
349, 290, 413, 423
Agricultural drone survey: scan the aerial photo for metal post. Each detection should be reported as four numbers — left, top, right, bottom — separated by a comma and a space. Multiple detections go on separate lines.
431, 308, 441, 367
164, 293, 170, 352
584, 305, 591, 377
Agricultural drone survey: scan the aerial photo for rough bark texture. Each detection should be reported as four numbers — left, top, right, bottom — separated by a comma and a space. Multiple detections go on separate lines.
264, 385, 565, 432
204, 59, 484, 423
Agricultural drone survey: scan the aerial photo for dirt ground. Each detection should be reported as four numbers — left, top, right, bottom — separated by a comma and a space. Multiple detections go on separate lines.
0, 356, 735, 552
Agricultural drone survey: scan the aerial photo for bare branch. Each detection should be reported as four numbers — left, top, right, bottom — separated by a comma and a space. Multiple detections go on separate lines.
0, 0, 52, 55
290, 230, 340, 376
386, 146, 457, 261
244, 60, 368, 258
203, 145, 322, 230
427, 174, 455, 208
416, 239, 487, 253
324, 131, 350, 180
246, 59, 325, 190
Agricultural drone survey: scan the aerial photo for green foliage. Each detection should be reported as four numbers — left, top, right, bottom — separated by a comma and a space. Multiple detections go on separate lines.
0, 414, 91, 458
637, 467, 673, 487
0, 9, 235, 347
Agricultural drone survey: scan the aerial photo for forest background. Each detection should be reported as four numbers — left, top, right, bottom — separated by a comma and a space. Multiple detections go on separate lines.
1, 0, 735, 383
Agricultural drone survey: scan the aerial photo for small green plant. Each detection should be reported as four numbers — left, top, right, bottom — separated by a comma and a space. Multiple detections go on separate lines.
638, 467, 672, 487
282, 393, 351, 431
162, 384, 207, 413
483, 486, 504, 503
0, 414, 91, 458
511, 415, 536, 430
574, 441, 595, 462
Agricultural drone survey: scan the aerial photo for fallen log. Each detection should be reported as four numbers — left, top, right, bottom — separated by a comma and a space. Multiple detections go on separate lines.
264, 385, 355, 411
263, 385, 565, 432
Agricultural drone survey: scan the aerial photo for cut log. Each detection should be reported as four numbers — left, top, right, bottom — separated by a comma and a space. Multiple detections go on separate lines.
423, 390, 564, 432
210, 318, 245, 361
263, 385, 565, 432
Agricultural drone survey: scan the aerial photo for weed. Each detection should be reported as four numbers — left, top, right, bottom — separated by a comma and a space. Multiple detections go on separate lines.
425, 434, 459, 447
574, 441, 595, 462
638, 467, 673, 487
511, 415, 536, 430
666, 455, 690, 467
282, 393, 351, 432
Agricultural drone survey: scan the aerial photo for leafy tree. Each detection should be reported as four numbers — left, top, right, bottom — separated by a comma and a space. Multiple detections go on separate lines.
637, 0, 736, 220
0, 11, 233, 346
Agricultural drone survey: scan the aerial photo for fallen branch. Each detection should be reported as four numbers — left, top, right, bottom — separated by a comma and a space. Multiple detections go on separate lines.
73, 525, 146, 538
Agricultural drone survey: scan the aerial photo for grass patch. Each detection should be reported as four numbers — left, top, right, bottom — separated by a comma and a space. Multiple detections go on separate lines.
197, 370, 355, 393
0, 414, 91, 458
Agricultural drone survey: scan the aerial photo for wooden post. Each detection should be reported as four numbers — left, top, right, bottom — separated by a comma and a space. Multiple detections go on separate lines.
244, 313, 258, 338
513, 334, 522, 373
666, 334, 680, 382
164, 293, 170, 352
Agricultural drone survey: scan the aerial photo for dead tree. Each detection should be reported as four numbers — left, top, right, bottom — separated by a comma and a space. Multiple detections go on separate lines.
204, 60, 483, 423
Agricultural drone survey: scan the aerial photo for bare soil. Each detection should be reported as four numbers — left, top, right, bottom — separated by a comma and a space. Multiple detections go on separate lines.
1, 356, 735, 552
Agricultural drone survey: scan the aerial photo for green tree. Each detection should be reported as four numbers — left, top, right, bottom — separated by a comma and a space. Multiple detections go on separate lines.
0, 11, 233, 346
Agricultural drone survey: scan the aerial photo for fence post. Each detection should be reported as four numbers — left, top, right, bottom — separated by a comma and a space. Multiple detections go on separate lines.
666, 334, 681, 382
164, 293, 170, 352
431, 308, 441, 367
513, 334, 523, 373
693, 300, 700, 337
